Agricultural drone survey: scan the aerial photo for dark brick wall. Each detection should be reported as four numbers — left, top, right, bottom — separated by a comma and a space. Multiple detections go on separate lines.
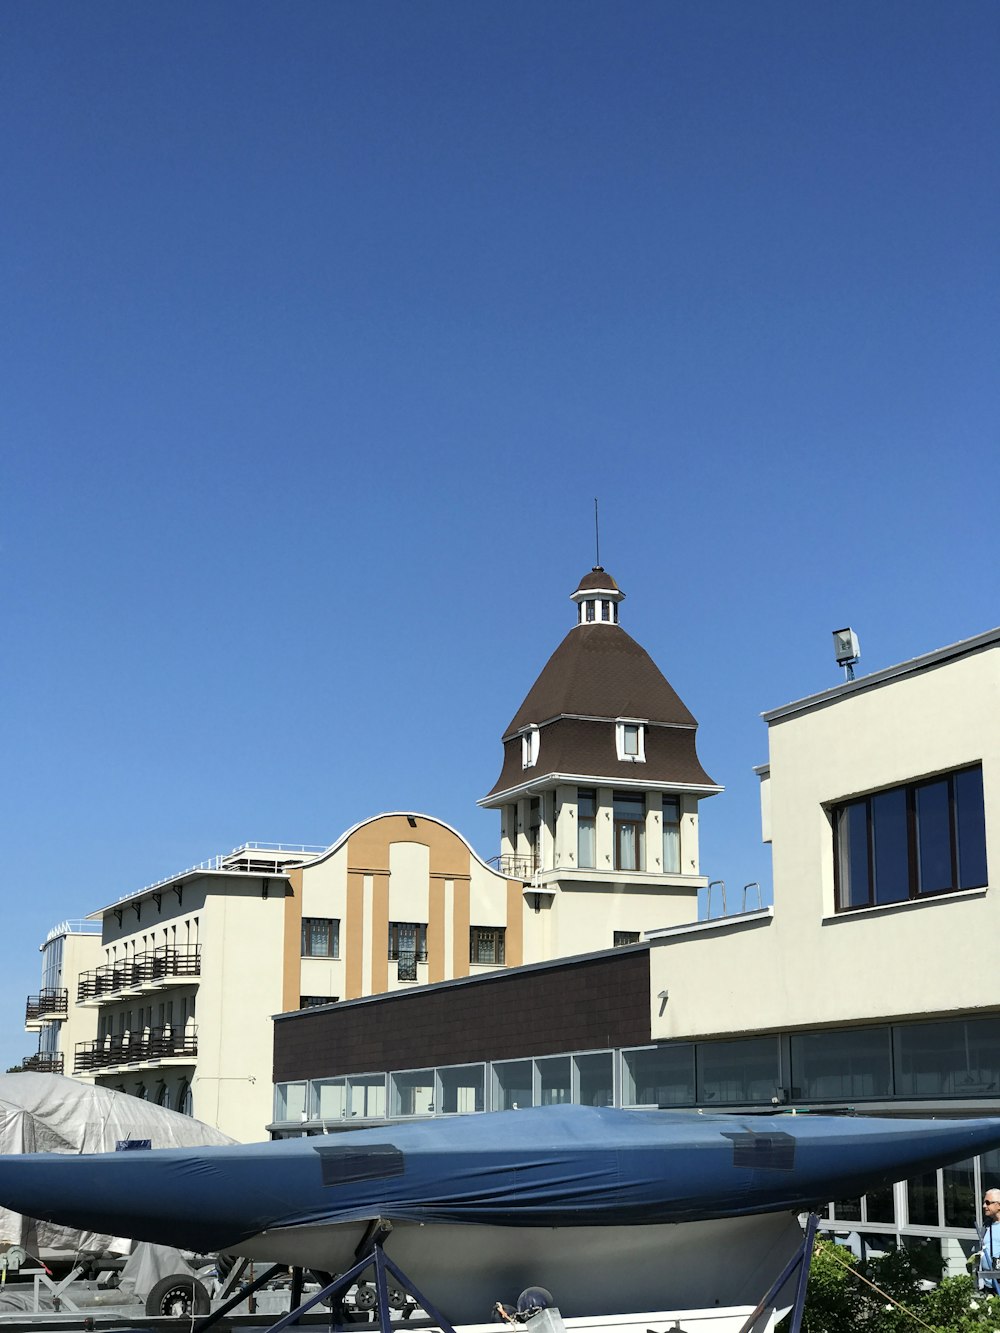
273, 947, 651, 1082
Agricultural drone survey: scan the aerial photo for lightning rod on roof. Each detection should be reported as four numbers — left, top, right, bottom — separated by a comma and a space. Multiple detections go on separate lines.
594, 497, 600, 568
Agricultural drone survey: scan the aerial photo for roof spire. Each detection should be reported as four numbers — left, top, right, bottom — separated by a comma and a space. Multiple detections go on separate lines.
594, 497, 601, 568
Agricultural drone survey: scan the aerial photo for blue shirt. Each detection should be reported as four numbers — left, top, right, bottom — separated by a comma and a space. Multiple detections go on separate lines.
980, 1222, 1000, 1293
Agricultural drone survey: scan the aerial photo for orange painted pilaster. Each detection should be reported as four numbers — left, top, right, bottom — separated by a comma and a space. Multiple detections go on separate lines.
281, 868, 303, 1013
452, 877, 471, 978
505, 880, 524, 966
370, 871, 389, 994
428, 877, 445, 984
345, 871, 365, 999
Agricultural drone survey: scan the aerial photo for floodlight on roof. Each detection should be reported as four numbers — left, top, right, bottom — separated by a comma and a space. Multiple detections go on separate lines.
832, 627, 861, 681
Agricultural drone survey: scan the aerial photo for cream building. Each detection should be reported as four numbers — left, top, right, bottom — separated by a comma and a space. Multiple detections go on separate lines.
647, 625, 995, 1052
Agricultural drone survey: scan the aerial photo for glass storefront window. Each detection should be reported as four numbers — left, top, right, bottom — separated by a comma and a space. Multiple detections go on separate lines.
943, 1158, 976, 1228
274, 1082, 307, 1121
907, 1171, 940, 1228
576, 1051, 613, 1106
697, 1037, 780, 1104
894, 1017, 1000, 1097
790, 1027, 890, 1101
622, 1045, 695, 1105
310, 1078, 346, 1119
832, 1197, 862, 1222
439, 1064, 485, 1114
495, 1060, 533, 1110
864, 1183, 896, 1225
347, 1075, 385, 1119
391, 1069, 435, 1117
537, 1056, 571, 1105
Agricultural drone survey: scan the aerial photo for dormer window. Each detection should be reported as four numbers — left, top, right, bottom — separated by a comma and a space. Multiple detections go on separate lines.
521, 725, 539, 769
616, 720, 646, 763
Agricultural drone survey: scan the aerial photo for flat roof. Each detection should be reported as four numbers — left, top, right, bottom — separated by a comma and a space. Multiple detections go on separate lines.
761, 625, 1000, 724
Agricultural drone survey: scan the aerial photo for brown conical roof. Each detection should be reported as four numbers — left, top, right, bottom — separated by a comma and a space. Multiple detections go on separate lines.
573, 566, 622, 595
502, 624, 696, 738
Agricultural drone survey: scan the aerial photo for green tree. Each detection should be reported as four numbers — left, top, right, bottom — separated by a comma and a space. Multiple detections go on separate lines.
782, 1240, 1000, 1333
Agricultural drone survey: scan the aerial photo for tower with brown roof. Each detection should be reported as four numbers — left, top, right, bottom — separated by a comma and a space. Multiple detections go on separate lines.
480, 568, 721, 941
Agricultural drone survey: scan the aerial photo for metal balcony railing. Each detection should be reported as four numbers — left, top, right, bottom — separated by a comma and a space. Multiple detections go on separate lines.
22, 1051, 64, 1074
397, 950, 418, 982
487, 853, 539, 881
77, 945, 201, 1003
73, 1025, 198, 1074
25, 988, 68, 1022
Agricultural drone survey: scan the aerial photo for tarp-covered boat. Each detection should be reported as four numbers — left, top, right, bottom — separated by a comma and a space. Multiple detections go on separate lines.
0, 1073, 233, 1261
0, 1104, 996, 1320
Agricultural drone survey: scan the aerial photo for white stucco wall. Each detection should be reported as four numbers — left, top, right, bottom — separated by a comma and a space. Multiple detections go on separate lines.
650, 641, 1000, 1041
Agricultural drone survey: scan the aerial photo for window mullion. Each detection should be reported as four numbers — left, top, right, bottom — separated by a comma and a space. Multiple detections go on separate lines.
906, 783, 918, 899
948, 773, 959, 892
866, 798, 876, 908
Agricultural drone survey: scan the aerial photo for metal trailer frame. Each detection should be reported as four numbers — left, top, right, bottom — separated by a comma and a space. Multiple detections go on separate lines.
189, 1213, 820, 1333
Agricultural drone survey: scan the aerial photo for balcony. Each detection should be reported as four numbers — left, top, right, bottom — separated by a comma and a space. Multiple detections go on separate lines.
22, 1051, 64, 1074
77, 946, 201, 1005
488, 853, 539, 881
25, 988, 68, 1026
74, 1025, 198, 1074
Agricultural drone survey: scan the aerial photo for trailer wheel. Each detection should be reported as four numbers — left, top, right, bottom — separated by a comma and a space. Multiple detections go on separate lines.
145, 1274, 212, 1317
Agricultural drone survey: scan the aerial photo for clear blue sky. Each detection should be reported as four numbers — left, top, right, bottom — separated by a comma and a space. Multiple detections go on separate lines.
3, 2, 997, 1071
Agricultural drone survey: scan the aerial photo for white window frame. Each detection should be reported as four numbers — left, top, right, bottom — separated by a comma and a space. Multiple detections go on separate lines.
521, 724, 540, 769
615, 719, 646, 763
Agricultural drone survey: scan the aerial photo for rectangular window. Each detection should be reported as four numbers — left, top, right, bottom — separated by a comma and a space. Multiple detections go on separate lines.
470, 926, 505, 965
439, 1064, 485, 1114
623, 724, 640, 756
388, 922, 428, 963
576, 1051, 613, 1107
789, 1027, 891, 1101
622, 1045, 696, 1106
301, 918, 340, 958
614, 793, 646, 871
697, 1037, 780, 1104
833, 765, 987, 911
299, 995, 338, 1009
310, 1078, 346, 1119
537, 1055, 571, 1105
495, 1059, 533, 1110
893, 1016, 1000, 1097
662, 796, 681, 873
391, 1069, 435, 1117
578, 788, 596, 868
613, 931, 640, 947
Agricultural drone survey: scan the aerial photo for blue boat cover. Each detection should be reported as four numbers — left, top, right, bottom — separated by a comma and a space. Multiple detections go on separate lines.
0, 1104, 997, 1254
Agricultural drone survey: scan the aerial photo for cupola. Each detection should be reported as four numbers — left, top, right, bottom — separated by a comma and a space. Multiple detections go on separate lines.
570, 567, 625, 626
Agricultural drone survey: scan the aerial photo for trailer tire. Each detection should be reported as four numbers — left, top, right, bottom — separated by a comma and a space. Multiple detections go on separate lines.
145, 1274, 212, 1317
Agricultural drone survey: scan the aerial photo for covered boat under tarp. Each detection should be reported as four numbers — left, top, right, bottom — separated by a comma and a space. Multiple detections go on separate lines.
0, 1073, 233, 1260
1, 1104, 999, 1320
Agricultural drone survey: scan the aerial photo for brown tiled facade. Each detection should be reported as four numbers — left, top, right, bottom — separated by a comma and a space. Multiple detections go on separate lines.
273, 946, 650, 1083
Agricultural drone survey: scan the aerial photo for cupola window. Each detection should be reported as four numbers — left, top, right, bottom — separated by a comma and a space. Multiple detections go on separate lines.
615, 720, 646, 763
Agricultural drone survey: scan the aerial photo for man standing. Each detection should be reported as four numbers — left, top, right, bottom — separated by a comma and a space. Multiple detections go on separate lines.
980, 1190, 1000, 1293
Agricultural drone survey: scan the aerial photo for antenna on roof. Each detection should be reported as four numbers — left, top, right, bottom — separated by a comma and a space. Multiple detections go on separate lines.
594, 497, 601, 568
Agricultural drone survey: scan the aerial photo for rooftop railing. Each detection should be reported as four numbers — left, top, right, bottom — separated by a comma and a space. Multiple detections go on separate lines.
111, 842, 327, 905
73, 1025, 198, 1074
77, 945, 201, 1003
